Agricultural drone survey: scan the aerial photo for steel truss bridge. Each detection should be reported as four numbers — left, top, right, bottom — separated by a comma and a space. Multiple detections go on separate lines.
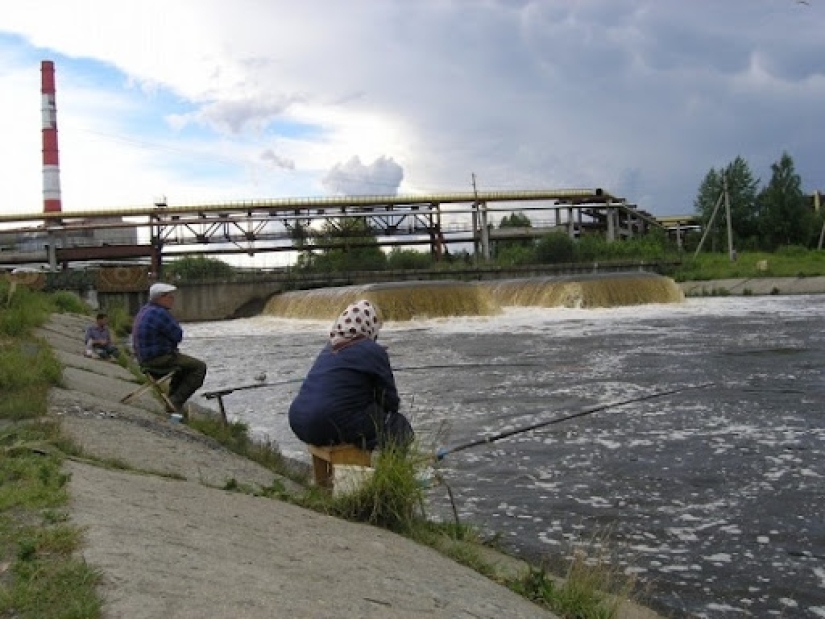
0, 188, 680, 272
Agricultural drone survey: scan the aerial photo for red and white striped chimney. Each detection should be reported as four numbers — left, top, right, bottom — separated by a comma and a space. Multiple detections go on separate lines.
41, 60, 62, 214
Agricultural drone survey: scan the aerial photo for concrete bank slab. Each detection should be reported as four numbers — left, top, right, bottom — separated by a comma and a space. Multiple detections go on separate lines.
60, 366, 165, 415
53, 348, 137, 381
68, 461, 558, 619
679, 275, 825, 296
52, 387, 294, 493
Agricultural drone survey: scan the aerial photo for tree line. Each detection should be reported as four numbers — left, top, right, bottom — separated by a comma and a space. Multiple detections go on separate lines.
695, 151, 822, 253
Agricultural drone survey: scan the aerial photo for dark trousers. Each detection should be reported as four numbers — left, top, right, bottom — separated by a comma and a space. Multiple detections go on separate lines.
92, 343, 119, 359
355, 404, 415, 451
290, 401, 415, 451
375, 409, 415, 450
141, 352, 207, 410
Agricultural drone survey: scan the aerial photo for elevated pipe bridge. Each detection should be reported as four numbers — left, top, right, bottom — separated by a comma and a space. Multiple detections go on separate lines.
0, 188, 663, 271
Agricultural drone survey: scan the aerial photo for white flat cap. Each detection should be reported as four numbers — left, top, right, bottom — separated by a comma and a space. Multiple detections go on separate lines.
149, 282, 177, 299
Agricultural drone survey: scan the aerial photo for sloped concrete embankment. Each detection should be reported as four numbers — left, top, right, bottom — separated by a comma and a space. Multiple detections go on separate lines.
679, 275, 825, 296
42, 313, 564, 619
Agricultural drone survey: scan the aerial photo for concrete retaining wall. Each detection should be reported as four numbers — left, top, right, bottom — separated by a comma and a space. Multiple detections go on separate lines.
97, 281, 288, 322
679, 276, 825, 297
148, 281, 285, 322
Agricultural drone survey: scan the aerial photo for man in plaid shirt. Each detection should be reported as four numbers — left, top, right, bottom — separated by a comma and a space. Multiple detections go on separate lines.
132, 282, 207, 415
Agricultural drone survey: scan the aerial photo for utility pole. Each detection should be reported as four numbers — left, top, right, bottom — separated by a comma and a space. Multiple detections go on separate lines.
693, 183, 724, 258
470, 174, 479, 264
816, 192, 825, 250
818, 218, 825, 250
723, 174, 736, 262
471, 173, 491, 263
694, 172, 735, 260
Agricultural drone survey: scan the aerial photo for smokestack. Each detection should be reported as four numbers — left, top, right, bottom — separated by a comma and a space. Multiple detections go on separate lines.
41, 60, 62, 214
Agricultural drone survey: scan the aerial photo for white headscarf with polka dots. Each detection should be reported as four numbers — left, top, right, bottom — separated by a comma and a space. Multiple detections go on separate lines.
329, 299, 382, 347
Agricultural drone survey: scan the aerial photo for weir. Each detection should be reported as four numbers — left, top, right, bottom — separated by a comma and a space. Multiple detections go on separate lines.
262, 272, 684, 321
485, 272, 684, 309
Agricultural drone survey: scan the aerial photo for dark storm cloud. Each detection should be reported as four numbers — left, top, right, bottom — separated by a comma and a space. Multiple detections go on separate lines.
5, 0, 823, 215
380, 1, 825, 212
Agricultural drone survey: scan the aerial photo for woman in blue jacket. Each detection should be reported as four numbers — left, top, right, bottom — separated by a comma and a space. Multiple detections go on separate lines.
288, 300, 413, 450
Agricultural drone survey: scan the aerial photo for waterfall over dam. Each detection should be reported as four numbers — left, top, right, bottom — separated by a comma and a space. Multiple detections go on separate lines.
262, 272, 684, 321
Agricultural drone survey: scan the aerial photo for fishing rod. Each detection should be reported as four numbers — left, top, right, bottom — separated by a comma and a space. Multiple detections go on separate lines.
202, 377, 306, 423
435, 382, 715, 461
203, 362, 544, 399
203, 377, 304, 400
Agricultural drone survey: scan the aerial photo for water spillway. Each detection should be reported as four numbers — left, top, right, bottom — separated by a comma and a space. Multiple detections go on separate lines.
484, 272, 684, 309
262, 272, 683, 321
263, 280, 499, 321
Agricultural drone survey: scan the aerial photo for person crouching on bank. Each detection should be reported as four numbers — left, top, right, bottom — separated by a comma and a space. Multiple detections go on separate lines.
84, 311, 119, 360
132, 282, 207, 414
288, 299, 414, 450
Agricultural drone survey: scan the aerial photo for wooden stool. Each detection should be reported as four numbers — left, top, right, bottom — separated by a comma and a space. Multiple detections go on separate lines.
308, 444, 372, 489
120, 371, 176, 413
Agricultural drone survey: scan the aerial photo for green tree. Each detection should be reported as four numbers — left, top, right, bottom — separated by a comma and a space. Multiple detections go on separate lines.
499, 212, 532, 228
287, 220, 310, 248
573, 229, 675, 262
495, 244, 535, 266
386, 248, 433, 270
535, 231, 575, 263
299, 217, 387, 272
164, 256, 236, 281
494, 211, 534, 260
574, 235, 603, 262
694, 156, 760, 251
757, 152, 812, 250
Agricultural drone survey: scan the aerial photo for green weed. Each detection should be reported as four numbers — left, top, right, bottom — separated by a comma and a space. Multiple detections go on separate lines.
329, 444, 426, 533
187, 416, 303, 483
674, 248, 825, 281
0, 288, 103, 617
50, 291, 89, 314
508, 547, 637, 619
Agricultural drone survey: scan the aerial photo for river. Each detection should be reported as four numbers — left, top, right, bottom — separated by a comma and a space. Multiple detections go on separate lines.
183, 294, 825, 618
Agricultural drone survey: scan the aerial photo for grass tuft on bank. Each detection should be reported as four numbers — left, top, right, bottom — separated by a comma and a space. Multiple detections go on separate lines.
0, 280, 102, 618
186, 416, 306, 485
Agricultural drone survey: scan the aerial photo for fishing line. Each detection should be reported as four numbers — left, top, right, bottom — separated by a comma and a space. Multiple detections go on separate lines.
203, 362, 545, 399
395, 362, 543, 372
434, 382, 715, 461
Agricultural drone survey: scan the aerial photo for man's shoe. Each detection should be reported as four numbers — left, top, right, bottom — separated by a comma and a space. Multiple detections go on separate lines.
168, 399, 190, 421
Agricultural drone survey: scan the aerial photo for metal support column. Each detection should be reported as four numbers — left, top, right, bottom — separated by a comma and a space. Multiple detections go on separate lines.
479, 201, 491, 262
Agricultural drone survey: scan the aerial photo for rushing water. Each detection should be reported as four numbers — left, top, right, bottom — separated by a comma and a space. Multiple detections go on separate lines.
183, 295, 824, 618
